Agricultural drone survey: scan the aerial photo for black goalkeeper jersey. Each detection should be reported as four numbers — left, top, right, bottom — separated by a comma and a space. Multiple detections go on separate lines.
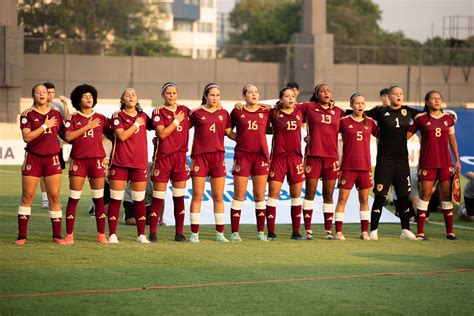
366, 105, 421, 162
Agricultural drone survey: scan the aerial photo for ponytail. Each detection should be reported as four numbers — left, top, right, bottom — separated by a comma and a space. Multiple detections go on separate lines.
201, 83, 220, 105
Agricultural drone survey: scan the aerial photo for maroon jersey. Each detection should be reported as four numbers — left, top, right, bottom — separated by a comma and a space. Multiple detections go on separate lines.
152, 105, 190, 159
298, 102, 345, 158
109, 110, 151, 169
190, 107, 231, 157
339, 116, 378, 171
269, 108, 304, 158
230, 107, 270, 160
65, 111, 108, 159
20, 107, 63, 156
410, 112, 455, 169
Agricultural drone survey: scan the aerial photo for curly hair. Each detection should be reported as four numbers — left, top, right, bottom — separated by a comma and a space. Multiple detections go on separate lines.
70, 84, 98, 111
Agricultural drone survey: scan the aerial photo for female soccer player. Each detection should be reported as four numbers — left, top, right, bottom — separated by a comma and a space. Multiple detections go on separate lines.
150, 82, 190, 242
16, 84, 65, 244
188, 83, 235, 242
229, 83, 270, 242
266, 87, 305, 240
408, 90, 461, 240
334, 93, 379, 241
107, 88, 152, 243
63, 84, 109, 244
300, 84, 345, 240
367, 86, 420, 240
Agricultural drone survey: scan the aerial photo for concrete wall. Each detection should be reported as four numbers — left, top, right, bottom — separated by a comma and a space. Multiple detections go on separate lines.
22, 54, 473, 104
23, 54, 282, 102
333, 64, 474, 104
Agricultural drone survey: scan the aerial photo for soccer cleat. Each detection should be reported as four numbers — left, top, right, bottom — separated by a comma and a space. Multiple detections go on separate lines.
215, 232, 229, 242
15, 238, 27, 245
230, 232, 242, 242
369, 230, 379, 241
291, 232, 304, 240
416, 235, 429, 241
97, 233, 108, 244
149, 233, 158, 243
446, 234, 458, 240
189, 232, 200, 243
52, 237, 66, 245
360, 231, 370, 241
303, 232, 313, 240
108, 234, 119, 244
257, 231, 268, 241
400, 229, 418, 240
175, 234, 187, 242
41, 200, 50, 209
334, 232, 346, 241
268, 232, 277, 241
137, 234, 150, 243
65, 233, 74, 245
324, 231, 334, 240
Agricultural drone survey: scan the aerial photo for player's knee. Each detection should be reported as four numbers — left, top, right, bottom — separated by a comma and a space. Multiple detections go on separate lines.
48, 193, 61, 205
192, 191, 204, 201
211, 192, 223, 203
253, 193, 265, 201
359, 195, 369, 206
21, 191, 35, 204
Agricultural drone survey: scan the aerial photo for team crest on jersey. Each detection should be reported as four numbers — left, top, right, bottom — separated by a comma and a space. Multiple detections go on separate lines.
21, 117, 27, 124
154, 169, 160, 176
110, 169, 115, 176
218, 115, 223, 121
26, 165, 32, 171
194, 166, 200, 172
259, 113, 263, 119
422, 170, 427, 176
401, 109, 407, 116
270, 171, 275, 178
340, 179, 346, 185
376, 184, 383, 192
72, 165, 78, 171
114, 119, 119, 126
330, 110, 335, 115
65, 122, 71, 128
154, 116, 160, 122
449, 166, 453, 172
305, 166, 311, 173
235, 165, 241, 172
444, 120, 448, 126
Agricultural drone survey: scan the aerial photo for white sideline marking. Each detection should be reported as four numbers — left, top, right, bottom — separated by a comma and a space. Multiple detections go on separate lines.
430, 221, 474, 231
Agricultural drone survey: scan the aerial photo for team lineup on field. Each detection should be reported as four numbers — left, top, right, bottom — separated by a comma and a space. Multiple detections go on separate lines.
16, 81, 464, 245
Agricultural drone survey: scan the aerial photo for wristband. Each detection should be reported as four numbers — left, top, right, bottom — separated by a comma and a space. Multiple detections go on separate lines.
41, 124, 48, 130
172, 119, 180, 127
133, 122, 140, 129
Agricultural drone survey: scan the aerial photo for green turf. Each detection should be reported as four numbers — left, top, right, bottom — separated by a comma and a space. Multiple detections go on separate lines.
0, 165, 473, 315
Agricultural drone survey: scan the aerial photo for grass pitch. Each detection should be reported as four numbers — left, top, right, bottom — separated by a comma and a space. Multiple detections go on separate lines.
0, 165, 473, 315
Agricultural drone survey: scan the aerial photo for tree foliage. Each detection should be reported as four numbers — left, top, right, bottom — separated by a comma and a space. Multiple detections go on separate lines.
19, 0, 174, 56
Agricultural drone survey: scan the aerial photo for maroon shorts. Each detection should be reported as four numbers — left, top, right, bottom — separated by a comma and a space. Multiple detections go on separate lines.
417, 167, 452, 182
338, 170, 372, 190
152, 151, 190, 183
269, 154, 305, 184
191, 152, 226, 178
108, 165, 148, 182
69, 158, 106, 179
21, 152, 62, 177
304, 156, 339, 180
232, 153, 269, 177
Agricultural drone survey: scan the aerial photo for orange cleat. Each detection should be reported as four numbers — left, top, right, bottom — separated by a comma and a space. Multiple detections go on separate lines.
65, 234, 74, 245
53, 237, 67, 245
15, 239, 27, 245
97, 233, 108, 244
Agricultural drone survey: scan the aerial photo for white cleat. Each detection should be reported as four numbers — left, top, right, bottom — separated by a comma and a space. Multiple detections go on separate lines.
369, 230, 378, 241
41, 200, 50, 209
108, 234, 119, 244
400, 229, 418, 240
215, 232, 229, 242
189, 232, 200, 243
137, 234, 150, 243
360, 231, 370, 241
334, 232, 346, 241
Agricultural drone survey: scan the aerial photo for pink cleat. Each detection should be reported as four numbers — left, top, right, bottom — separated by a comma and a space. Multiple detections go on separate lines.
97, 233, 108, 244
65, 234, 74, 245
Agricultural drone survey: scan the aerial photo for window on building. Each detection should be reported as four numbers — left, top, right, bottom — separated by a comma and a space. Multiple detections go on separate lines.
174, 20, 193, 32
197, 48, 213, 59
201, 0, 214, 8
178, 48, 192, 56
197, 22, 213, 33
184, 0, 199, 5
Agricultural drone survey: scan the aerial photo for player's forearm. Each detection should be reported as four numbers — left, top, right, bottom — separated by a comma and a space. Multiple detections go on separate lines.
64, 125, 93, 142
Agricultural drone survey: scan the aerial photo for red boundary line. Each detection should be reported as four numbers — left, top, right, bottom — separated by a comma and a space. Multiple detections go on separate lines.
1, 268, 473, 299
